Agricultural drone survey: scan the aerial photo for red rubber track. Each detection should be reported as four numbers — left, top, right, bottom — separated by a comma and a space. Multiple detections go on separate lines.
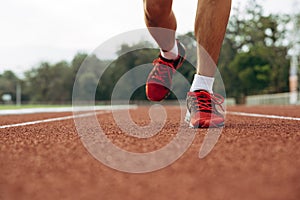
0, 105, 299, 200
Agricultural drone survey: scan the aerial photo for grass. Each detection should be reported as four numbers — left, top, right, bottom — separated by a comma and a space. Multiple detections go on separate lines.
0, 104, 71, 110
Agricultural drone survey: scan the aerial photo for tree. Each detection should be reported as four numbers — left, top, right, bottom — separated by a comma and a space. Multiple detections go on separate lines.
229, 46, 271, 102
219, 0, 291, 103
24, 61, 72, 103
0, 70, 19, 103
97, 41, 158, 100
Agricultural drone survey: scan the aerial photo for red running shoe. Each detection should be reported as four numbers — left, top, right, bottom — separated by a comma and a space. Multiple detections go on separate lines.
185, 90, 225, 128
146, 40, 186, 101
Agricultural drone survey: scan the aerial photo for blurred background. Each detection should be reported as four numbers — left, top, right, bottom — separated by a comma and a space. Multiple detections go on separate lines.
0, 0, 299, 106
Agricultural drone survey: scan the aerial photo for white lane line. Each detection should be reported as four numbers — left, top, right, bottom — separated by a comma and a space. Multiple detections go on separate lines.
0, 111, 109, 129
0, 105, 138, 129
0, 105, 138, 115
227, 111, 300, 121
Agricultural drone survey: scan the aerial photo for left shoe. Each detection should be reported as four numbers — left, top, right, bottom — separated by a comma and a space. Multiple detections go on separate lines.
146, 40, 186, 101
185, 90, 225, 128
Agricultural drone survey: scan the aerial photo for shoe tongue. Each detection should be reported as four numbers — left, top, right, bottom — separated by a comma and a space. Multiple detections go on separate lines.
159, 54, 175, 62
194, 90, 209, 93
194, 90, 210, 97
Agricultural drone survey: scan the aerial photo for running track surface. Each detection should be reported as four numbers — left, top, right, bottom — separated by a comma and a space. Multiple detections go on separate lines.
0, 105, 299, 200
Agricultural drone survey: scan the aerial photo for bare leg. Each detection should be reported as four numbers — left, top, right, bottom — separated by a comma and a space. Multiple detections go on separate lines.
195, 0, 232, 77
143, 0, 176, 51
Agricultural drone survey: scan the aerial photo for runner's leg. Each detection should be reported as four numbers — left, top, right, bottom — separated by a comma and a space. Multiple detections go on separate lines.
194, 0, 232, 77
143, 0, 176, 51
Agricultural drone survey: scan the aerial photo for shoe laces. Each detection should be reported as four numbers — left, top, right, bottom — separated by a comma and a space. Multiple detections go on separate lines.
193, 91, 224, 113
150, 57, 175, 83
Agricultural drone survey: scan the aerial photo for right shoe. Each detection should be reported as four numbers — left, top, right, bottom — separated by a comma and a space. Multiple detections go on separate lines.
146, 40, 186, 101
185, 90, 225, 128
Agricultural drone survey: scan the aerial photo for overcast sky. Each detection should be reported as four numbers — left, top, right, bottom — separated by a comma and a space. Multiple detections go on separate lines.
0, 0, 299, 76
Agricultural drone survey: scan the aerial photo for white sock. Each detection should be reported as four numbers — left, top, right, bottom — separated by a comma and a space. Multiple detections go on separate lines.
160, 40, 178, 60
190, 74, 215, 93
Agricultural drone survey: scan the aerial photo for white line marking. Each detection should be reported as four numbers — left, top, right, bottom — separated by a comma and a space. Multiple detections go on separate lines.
227, 111, 300, 121
0, 105, 138, 115
0, 111, 109, 129
0, 105, 138, 129
2, 108, 298, 129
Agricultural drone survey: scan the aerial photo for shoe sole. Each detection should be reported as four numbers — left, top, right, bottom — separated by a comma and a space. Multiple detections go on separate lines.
185, 110, 224, 128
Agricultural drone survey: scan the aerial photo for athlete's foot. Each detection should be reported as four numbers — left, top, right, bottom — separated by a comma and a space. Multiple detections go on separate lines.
146, 40, 186, 101
185, 90, 224, 128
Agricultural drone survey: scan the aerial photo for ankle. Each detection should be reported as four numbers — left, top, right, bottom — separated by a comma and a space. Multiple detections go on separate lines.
160, 40, 178, 60
190, 74, 214, 93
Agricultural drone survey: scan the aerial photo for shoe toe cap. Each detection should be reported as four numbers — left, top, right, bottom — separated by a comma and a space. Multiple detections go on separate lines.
146, 83, 170, 101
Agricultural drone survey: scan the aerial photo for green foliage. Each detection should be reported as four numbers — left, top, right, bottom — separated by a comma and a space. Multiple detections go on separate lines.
219, 0, 291, 103
0, 70, 19, 103
229, 46, 271, 95
24, 61, 72, 103
97, 41, 158, 100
